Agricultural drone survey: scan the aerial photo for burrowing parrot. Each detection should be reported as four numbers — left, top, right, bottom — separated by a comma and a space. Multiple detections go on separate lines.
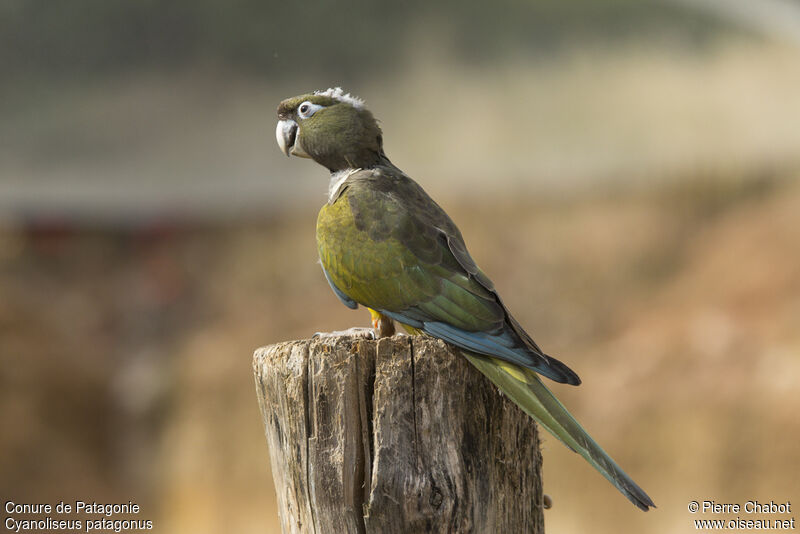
275, 87, 655, 511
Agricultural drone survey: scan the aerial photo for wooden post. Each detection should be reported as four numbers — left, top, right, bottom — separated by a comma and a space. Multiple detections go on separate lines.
253, 334, 545, 534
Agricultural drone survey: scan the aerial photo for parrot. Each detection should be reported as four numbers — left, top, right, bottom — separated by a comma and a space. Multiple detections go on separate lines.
275, 87, 655, 511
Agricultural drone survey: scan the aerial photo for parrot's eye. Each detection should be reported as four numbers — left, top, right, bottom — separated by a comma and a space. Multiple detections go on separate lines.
297, 101, 323, 119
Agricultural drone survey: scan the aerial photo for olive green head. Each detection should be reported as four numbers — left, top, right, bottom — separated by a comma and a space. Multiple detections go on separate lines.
276, 88, 385, 172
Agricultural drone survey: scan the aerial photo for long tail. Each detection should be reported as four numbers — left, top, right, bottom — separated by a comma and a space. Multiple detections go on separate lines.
464, 352, 656, 511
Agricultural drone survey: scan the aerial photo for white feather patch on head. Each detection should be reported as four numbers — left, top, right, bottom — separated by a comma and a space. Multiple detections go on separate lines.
314, 87, 365, 109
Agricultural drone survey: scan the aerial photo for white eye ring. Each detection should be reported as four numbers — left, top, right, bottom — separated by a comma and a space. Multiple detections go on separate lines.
297, 101, 323, 119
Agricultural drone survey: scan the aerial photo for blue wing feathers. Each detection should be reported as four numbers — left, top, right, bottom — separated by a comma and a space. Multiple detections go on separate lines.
423, 321, 573, 384
383, 310, 581, 385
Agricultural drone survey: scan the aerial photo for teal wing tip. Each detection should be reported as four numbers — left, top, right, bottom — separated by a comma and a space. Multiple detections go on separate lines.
543, 354, 581, 386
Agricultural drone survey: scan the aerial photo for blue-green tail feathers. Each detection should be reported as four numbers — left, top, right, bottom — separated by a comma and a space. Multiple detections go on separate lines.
464, 352, 656, 511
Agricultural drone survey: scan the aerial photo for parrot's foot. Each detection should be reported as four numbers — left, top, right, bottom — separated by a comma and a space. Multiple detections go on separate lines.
368, 308, 396, 338
312, 327, 376, 340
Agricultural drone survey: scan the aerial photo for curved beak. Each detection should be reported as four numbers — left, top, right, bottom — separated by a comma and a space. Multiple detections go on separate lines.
276, 119, 310, 158
276, 119, 297, 157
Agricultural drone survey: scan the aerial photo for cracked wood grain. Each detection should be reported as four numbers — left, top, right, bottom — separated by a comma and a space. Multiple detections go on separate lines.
254, 335, 545, 534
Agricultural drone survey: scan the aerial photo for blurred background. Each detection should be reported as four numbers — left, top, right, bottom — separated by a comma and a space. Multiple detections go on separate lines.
1, 0, 799, 532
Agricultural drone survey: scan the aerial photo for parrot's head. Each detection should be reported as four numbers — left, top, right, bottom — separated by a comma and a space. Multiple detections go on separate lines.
276, 88, 385, 172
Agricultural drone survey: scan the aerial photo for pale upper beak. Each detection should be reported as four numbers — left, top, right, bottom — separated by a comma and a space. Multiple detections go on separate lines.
275, 119, 309, 158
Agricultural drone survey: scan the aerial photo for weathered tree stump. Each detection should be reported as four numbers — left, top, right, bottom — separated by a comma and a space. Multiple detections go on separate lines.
253, 334, 545, 534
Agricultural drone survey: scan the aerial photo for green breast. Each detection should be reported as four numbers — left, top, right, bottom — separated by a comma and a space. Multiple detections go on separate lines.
317, 188, 437, 312
316, 171, 502, 331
